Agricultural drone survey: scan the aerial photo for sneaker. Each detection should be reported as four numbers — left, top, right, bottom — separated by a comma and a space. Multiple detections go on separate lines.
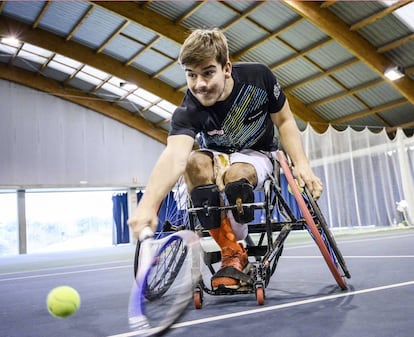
211, 243, 248, 290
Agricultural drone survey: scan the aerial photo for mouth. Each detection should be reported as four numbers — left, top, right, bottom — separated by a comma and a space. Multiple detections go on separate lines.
196, 90, 211, 97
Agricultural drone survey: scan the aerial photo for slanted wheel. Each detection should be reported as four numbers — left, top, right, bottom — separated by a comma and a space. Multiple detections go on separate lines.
305, 191, 351, 279
194, 289, 203, 309
255, 286, 265, 306
277, 151, 349, 290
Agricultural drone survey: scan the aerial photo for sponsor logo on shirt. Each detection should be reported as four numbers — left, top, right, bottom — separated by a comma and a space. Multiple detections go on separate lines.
273, 82, 281, 100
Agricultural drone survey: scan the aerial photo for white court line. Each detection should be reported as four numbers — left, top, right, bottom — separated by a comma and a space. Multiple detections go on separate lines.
107, 280, 414, 337
0, 265, 130, 282
0, 259, 131, 277
284, 232, 414, 250
282, 255, 414, 259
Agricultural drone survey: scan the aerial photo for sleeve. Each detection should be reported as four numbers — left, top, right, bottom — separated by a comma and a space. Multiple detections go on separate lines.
169, 95, 200, 138
262, 65, 286, 113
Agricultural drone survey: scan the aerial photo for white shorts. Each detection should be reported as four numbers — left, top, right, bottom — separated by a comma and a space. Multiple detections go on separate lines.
200, 148, 274, 190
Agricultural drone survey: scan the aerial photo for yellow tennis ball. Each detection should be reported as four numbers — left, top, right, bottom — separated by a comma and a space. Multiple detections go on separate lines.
47, 286, 80, 318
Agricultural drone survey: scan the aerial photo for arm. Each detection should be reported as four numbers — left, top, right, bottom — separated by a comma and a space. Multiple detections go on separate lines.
128, 134, 195, 238
271, 100, 323, 199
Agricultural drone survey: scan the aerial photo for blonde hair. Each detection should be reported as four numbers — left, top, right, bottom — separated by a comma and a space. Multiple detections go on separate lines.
179, 28, 229, 68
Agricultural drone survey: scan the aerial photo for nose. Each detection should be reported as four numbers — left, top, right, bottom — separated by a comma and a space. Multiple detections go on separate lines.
195, 77, 208, 91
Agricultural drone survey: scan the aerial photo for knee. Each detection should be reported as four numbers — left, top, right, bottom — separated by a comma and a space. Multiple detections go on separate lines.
224, 163, 258, 187
185, 151, 214, 187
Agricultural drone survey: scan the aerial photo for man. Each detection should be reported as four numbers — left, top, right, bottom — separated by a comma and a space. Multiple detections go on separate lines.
128, 28, 323, 290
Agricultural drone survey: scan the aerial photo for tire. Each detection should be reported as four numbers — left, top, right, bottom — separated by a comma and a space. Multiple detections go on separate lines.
277, 151, 349, 290
256, 286, 265, 306
194, 289, 203, 309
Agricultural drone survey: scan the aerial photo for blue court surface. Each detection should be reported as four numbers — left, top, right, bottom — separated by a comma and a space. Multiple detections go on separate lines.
1, 227, 413, 337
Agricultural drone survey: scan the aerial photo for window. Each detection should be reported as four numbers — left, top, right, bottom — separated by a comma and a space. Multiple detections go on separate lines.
25, 190, 116, 253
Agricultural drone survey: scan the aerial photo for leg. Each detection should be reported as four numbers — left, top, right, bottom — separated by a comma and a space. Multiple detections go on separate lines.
185, 150, 249, 290
224, 163, 257, 223
185, 151, 222, 230
210, 163, 259, 289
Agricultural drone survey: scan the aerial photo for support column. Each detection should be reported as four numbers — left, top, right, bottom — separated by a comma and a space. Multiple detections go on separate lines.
17, 190, 27, 254
127, 187, 138, 244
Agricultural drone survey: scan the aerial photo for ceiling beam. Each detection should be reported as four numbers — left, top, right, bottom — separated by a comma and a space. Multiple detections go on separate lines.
283, 1, 414, 106
0, 62, 168, 144
377, 32, 414, 53
350, 0, 411, 31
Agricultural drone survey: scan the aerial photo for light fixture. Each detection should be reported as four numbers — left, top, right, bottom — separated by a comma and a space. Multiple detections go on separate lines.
1, 36, 20, 47
120, 82, 138, 91
384, 66, 405, 81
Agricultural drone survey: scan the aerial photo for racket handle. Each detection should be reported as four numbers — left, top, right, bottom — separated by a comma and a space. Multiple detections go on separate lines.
139, 226, 154, 241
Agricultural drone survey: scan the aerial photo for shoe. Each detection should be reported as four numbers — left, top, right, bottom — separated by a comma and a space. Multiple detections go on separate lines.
211, 243, 248, 290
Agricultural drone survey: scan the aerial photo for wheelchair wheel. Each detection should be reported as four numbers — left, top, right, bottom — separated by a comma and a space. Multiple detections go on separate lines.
134, 235, 188, 300
277, 151, 349, 290
305, 191, 351, 279
255, 285, 265, 306
194, 288, 203, 309
134, 177, 191, 279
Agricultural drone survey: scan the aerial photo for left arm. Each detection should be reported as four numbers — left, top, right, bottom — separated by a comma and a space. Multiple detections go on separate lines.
270, 100, 323, 199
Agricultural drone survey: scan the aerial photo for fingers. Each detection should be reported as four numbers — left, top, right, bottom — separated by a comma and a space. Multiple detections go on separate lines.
127, 215, 157, 240
310, 179, 323, 200
294, 169, 323, 200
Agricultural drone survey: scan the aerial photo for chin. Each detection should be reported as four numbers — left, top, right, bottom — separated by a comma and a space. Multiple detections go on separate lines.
196, 96, 217, 107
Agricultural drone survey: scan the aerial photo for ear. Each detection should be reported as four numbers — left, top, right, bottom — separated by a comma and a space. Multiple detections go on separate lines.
224, 61, 232, 79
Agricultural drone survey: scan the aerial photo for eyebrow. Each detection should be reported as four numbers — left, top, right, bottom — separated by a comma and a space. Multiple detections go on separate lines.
185, 64, 217, 72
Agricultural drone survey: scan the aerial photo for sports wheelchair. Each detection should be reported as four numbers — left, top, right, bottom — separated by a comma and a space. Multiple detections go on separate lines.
134, 150, 351, 308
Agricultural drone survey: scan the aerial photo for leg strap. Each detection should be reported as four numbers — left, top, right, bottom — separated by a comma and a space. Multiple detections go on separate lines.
190, 184, 221, 230
225, 178, 255, 223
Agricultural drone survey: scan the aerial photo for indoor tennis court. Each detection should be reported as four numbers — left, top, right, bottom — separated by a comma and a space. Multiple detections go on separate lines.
1, 228, 413, 337
1, 1, 414, 337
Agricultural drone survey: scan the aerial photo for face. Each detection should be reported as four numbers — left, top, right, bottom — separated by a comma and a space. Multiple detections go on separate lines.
184, 59, 232, 107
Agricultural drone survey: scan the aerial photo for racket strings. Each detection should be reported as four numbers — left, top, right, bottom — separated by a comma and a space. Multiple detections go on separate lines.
145, 240, 188, 300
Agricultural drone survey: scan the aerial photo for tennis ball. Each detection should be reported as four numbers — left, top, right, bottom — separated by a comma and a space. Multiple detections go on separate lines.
47, 286, 80, 318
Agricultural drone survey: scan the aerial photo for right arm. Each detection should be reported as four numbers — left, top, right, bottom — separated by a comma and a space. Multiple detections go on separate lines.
128, 134, 195, 238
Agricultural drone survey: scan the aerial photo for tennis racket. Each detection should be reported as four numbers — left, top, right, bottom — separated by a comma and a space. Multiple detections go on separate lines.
128, 229, 201, 336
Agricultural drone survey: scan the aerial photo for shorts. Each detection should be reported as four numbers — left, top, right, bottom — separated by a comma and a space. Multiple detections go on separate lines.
199, 148, 274, 190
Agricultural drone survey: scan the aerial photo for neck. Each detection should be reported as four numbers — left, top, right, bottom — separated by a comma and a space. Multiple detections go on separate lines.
218, 76, 234, 101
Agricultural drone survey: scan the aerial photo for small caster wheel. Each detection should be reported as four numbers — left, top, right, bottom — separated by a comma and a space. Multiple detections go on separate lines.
255, 286, 265, 306
194, 289, 203, 309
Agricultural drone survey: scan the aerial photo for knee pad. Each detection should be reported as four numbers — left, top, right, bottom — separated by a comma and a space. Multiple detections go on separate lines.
190, 184, 221, 230
225, 179, 255, 224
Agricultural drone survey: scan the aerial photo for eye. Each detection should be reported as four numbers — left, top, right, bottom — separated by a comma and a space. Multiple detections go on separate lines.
204, 70, 215, 77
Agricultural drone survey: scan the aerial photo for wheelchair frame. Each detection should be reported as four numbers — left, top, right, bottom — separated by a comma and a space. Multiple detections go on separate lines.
134, 150, 351, 308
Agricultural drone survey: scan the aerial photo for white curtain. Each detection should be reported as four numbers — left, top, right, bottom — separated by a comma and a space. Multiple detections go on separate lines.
301, 125, 414, 228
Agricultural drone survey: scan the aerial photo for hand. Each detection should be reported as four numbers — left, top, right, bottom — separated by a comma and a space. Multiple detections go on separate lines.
292, 163, 323, 200
127, 205, 159, 239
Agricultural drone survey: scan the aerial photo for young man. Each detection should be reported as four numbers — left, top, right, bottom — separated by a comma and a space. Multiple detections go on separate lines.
128, 28, 323, 290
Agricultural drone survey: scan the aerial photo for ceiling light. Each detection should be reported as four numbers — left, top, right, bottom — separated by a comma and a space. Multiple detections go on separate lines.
1, 36, 20, 47
384, 66, 405, 81
120, 82, 138, 91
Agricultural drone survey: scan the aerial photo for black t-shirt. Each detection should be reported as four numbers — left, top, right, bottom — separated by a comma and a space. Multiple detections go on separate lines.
170, 62, 286, 153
